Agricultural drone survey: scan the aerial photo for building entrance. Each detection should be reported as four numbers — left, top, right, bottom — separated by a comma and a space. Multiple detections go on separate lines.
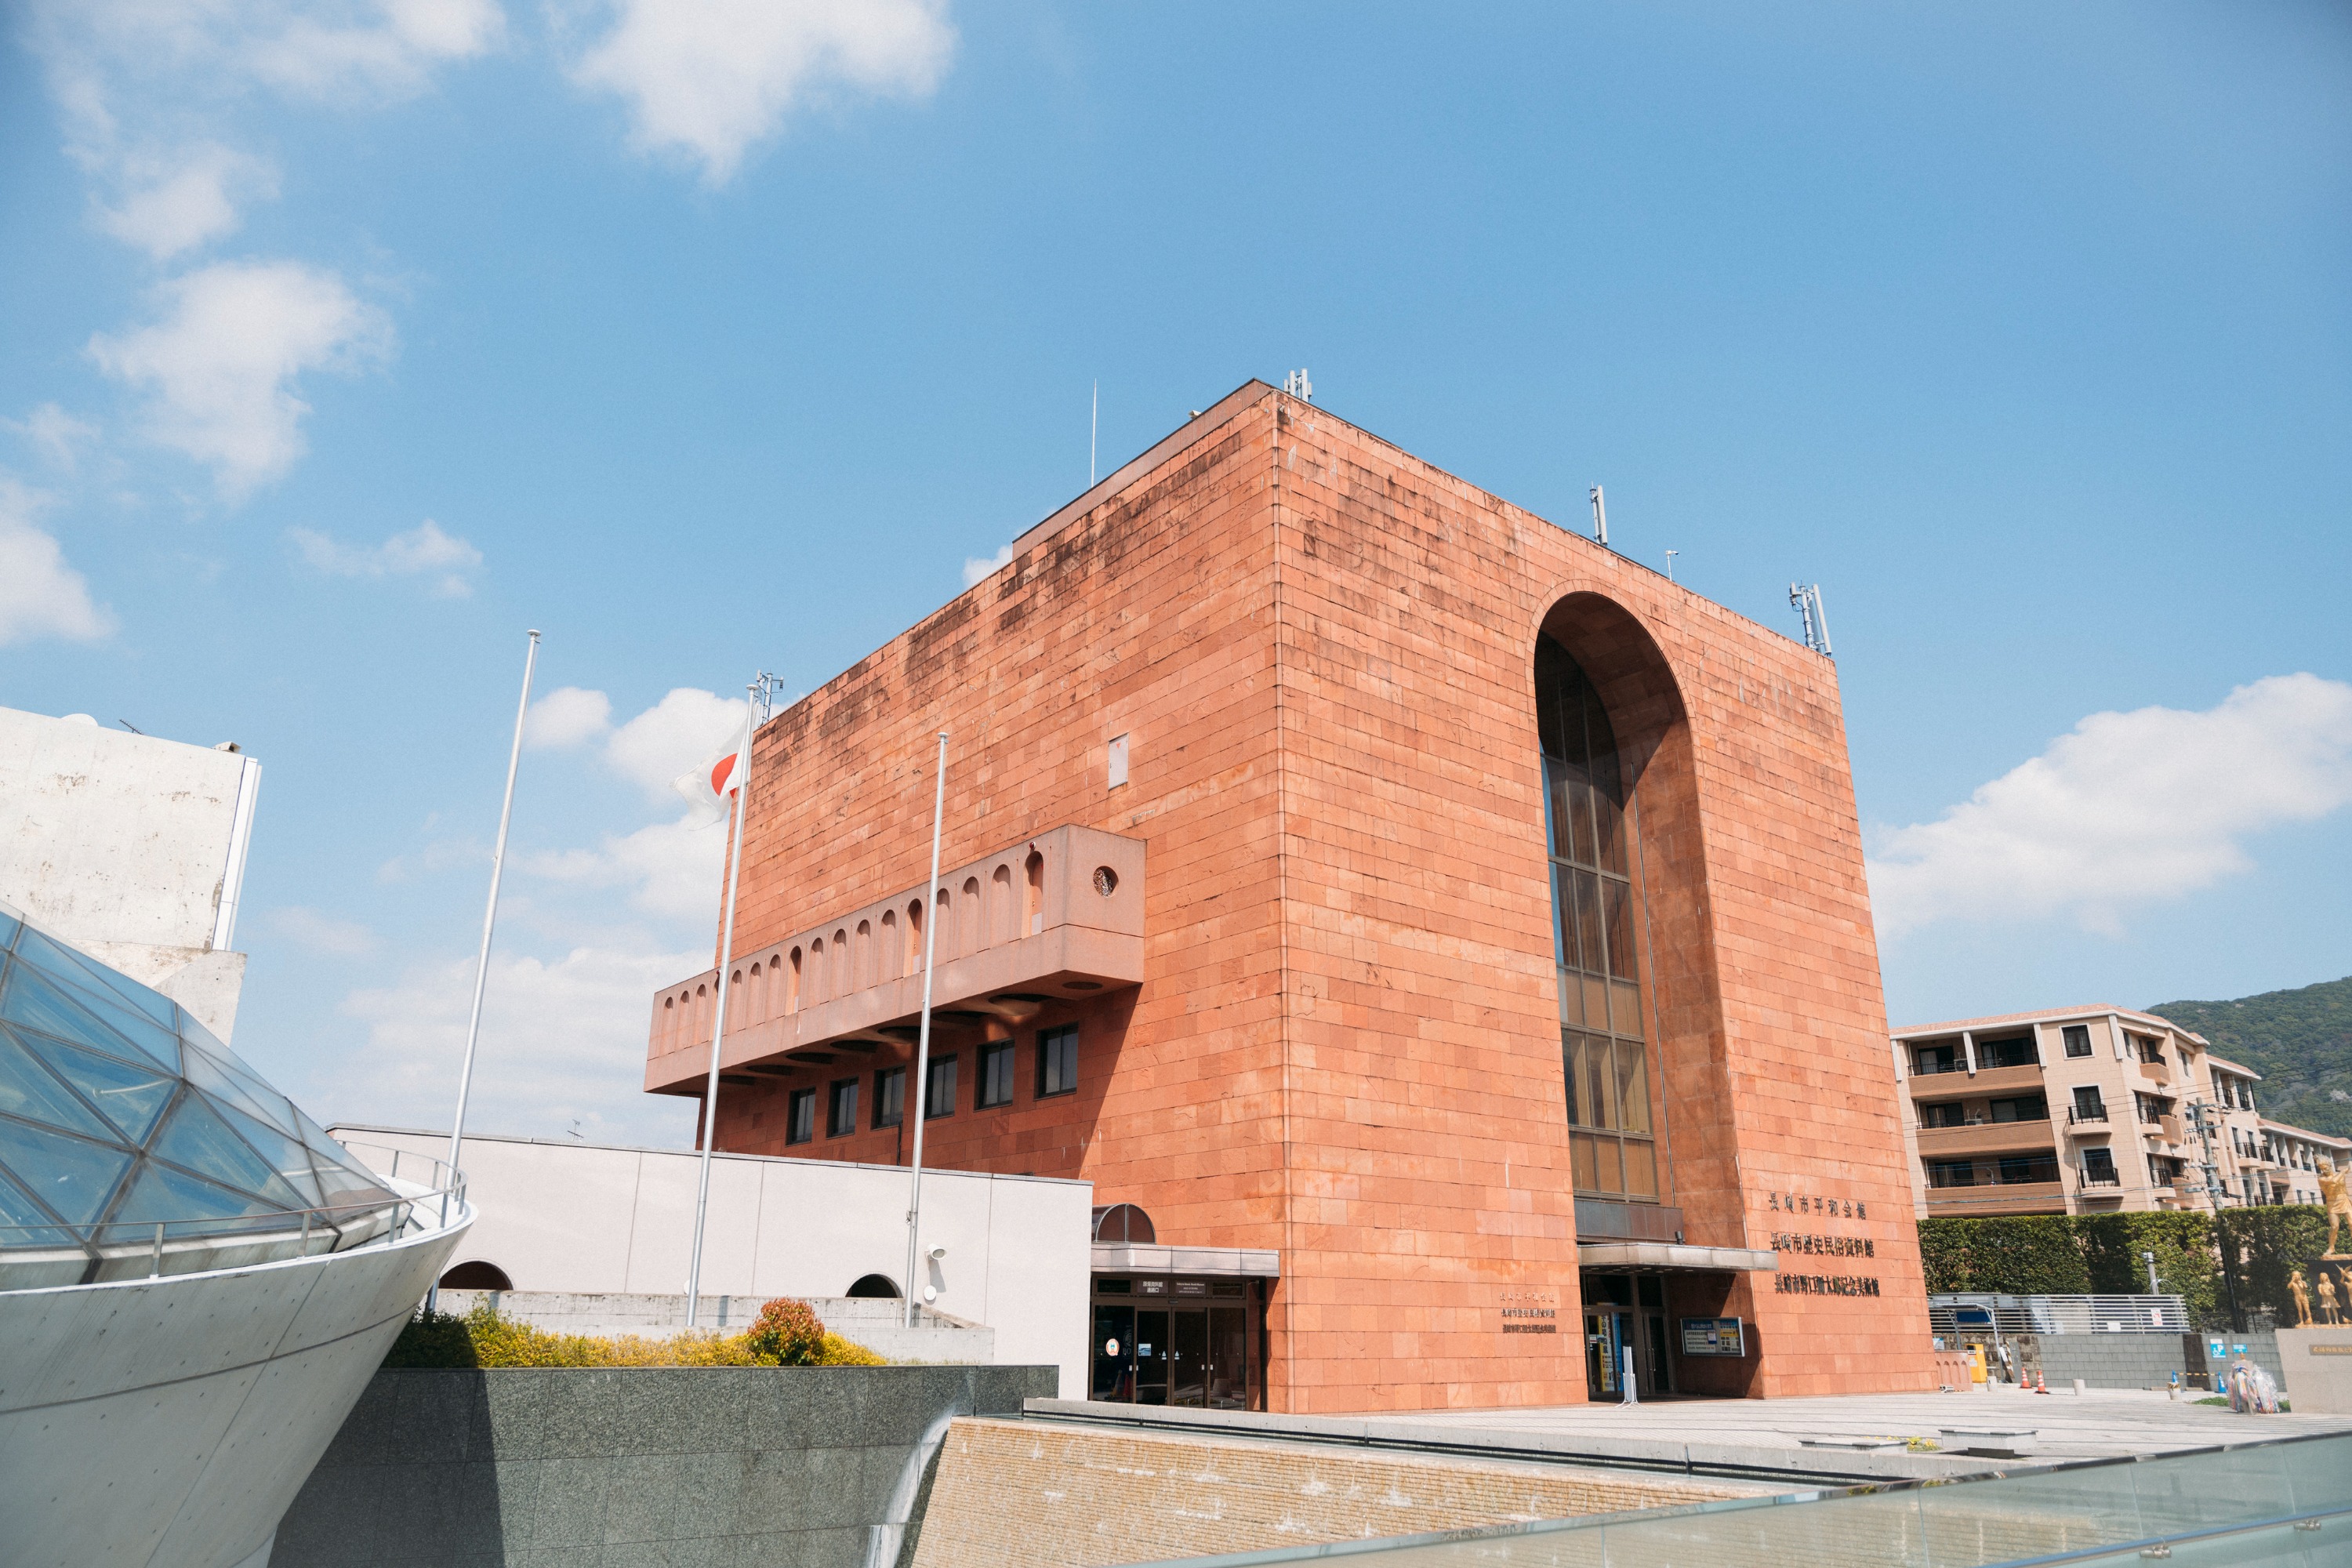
1090, 1276, 1264, 1409
1581, 1272, 1675, 1400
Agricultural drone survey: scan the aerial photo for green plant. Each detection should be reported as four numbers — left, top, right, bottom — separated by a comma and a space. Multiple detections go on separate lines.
382, 1308, 477, 1367
744, 1298, 828, 1366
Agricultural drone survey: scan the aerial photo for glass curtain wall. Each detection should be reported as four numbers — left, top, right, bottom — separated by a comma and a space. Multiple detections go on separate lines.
1534, 634, 1657, 1200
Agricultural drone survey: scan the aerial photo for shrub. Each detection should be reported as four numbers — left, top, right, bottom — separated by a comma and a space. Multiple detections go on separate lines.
744, 1298, 827, 1366
379, 1298, 881, 1370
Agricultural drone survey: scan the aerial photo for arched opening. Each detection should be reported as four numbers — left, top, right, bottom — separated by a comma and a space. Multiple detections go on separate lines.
1024, 851, 1045, 935
847, 1272, 901, 1298
1533, 591, 1718, 1222
808, 938, 824, 1006
880, 909, 898, 979
961, 877, 981, 955
787, 946, 802, 1012
991, 862, 1014, 945
856, 919, 873, 989
439, 1260, 514, 1291
1091, 1203, 1156, 1244
906, 900, 925, 971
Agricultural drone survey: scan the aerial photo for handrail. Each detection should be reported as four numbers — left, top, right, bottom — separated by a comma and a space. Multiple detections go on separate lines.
0, 1138, 466, 1271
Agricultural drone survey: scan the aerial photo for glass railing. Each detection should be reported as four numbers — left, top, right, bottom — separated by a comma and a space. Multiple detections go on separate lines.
1134, 1432, 2352, 1568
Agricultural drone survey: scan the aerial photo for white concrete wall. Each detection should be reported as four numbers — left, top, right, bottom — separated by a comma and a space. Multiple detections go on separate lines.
0, 706, 260, 1041
0, 1196, 466, 1568
336, 1125, 1093, 1396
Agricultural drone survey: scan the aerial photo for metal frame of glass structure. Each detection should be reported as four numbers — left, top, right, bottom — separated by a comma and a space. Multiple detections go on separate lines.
0, 901, 409, 1289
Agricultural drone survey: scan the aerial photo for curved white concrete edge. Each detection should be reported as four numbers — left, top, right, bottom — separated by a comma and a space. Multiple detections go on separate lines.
0, 1199, 470, 1568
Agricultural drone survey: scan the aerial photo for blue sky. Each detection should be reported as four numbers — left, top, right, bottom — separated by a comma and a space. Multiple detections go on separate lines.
2, 2, 2347, 1144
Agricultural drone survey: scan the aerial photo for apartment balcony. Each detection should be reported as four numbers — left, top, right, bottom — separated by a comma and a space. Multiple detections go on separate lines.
1922, 1181, 2067, 1217
2137, 1058, 2173, 1087
1915, 1122, 2058, 1160
1909, 1062, 2045, 1099
2155, 1114, 2185, 1145
2063, 1107, 2111, 1138
644, 824, 1145, 1095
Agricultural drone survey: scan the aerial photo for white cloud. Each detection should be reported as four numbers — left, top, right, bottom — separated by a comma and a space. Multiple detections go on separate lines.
524, 685, 615, 750
2, 404, 100, 471
0, 477, 113, 648
523, 815, 727, 924
90, 261, 394, 499
267, 904, 379, 956
328, 942, 702, 1141
571, 0, 956, 182
1867, 674, 2352, 938
962, 542, 1012, 587
245, 0, 506, 99
96, 143, 279, 260
603, 687, 748, 801
289, 518, 481, 594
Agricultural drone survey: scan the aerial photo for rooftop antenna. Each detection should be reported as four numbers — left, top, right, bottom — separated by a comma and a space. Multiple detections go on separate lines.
1789, 583, 1834, 656
1588, 485, 1608, 547
1664, 550, 1679, 583
1091, 379, 1098, 486
1283, 368, 1312, 401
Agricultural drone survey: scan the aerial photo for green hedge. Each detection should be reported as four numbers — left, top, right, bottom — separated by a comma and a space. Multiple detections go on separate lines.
1919, 1208, 2331, 1328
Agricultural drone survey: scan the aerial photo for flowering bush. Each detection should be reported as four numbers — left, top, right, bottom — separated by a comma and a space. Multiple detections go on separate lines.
744, 1297, 827, 1366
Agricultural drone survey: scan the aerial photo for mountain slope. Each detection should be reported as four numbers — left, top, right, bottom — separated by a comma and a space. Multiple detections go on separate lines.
2147, 974, 2352, 1138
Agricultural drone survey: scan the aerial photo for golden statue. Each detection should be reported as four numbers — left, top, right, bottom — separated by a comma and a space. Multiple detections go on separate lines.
2290, 1269, 2314, 1328
2321, 1270, 2343, 1327
2322, 1160, 2352, 1258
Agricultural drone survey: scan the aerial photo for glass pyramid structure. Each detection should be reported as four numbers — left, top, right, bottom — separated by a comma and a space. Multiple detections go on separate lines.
0, 899, 399, 1289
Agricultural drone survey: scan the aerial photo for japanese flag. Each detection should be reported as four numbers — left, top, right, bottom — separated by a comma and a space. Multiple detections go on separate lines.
673, 713, 752, 827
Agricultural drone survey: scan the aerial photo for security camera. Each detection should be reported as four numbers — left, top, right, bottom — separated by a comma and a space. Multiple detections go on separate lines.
927, 1245, 948, 1261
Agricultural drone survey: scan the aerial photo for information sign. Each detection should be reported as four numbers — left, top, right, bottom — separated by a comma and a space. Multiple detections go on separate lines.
1680, 1316, 1745, 1356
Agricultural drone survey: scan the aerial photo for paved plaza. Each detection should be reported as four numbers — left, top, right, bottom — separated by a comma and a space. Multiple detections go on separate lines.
1402, 1385, 2352, 1464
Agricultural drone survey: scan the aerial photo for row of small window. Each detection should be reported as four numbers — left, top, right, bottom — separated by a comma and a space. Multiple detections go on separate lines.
1919, 1094, 2048, 1128
782, 1026, 1078, 1145
1929, 1149, 2198, 1191
1911, 1036, 2038, 1076
2216, 1076, 2256, 1112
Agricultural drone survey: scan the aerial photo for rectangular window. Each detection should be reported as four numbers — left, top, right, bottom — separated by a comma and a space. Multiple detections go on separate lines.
1913, 1044, 1962, 1076
2062, 1024, 2092, 1058
828, 1077, 858, 1138
2136, 1036, 2164, 1065
873, 1066, 905, 1129
1997, 1153, 2059, 1185
1928, 1160, 1976, 1189
786, 1087, 815, 1145
1038, 1025, 1079, 1098
2083, 1146, 2118, 1185
924, 1055, 956, 1120
1920, 1101, 1966, 1129
978, 1041, 1014, 1109
2071, 1086, 2105, 1122
1976, 1036, 2038, 1069
1989, 1094, 2047, 1123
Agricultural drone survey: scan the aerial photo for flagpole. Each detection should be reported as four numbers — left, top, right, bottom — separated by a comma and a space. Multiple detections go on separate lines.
431, 628, 539, 1315
686, 686, 757, 1328
903, 731, 949, 1330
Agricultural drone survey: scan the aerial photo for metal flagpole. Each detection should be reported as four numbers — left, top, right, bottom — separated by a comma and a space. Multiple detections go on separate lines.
686, 685, 758, 1328
902, 731, 949, 1329
431, 629, 539, 1314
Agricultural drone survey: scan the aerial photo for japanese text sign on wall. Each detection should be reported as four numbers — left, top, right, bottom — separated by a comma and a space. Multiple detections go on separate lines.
1681, 1317, 1745, 1356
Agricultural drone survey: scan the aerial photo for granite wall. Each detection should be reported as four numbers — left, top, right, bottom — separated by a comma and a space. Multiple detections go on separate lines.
272, 1364, 1054, 1568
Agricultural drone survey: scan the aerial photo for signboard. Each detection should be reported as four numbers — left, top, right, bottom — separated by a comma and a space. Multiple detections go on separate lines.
1952, 1306, 1995, 1329
1681, 1316, 1745, 1356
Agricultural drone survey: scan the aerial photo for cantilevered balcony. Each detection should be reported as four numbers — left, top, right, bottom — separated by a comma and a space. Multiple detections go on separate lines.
645, 824, 1144, 1095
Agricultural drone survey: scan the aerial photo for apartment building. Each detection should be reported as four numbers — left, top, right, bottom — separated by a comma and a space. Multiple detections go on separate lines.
1893, 1006, 2348, 1217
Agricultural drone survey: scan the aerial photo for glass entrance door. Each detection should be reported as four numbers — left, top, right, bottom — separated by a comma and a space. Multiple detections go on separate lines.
1207, 1306, 1248, 1410
1134, 1308, 1171, 1404
1091, 1305, 1135, 1402
1172, 1309, 1209, 1405
1584, 1308, 1624, 1398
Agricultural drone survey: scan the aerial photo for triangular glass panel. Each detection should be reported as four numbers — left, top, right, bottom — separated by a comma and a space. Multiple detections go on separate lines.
0, 1026, 118, 1143
11, 942, 186, 1070
102, 1160, 285, 1240
148, 1094, 308, 1212
180, 1044, 299, 1139
0, 960, 169, 1070
0, 1116, 134, 1225
11, 1025, 179, 1144
0, 905, 20, 950
16, 927, 179, 1030
0, 1164, 78, 1250
211, 1096, 328, 1207
292, 1105, 398, 1200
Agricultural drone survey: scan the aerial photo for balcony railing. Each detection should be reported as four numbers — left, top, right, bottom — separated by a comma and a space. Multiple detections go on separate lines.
2067, 1105, 2107, 1124
646, 823, 1145, 1094
2080, 1167, 2122, 1188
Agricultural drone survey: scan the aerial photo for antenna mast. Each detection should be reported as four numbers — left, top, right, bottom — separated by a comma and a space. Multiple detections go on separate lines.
1789, 583, 1834, 656
1588, 485, 1608, 547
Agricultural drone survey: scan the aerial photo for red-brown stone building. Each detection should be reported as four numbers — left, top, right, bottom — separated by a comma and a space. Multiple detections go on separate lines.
644, 379, 1936, 1412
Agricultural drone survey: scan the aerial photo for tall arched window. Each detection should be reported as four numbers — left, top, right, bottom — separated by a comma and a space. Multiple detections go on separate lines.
1536, 633, 1657, 1200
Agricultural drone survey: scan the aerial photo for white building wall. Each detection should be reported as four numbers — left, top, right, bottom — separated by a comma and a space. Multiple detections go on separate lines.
335, 1125, 1093, 1396
0, 706, 260, 1041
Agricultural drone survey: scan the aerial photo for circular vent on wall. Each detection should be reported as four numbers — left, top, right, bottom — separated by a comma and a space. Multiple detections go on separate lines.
1092, 866, 1118, 897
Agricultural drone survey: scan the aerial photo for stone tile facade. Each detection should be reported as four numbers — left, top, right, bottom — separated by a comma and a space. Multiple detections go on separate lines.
659, 381, 1936, 1410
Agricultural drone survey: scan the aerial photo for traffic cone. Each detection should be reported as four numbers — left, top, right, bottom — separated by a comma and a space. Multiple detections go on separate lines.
2035, 1370, 2049, 1395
